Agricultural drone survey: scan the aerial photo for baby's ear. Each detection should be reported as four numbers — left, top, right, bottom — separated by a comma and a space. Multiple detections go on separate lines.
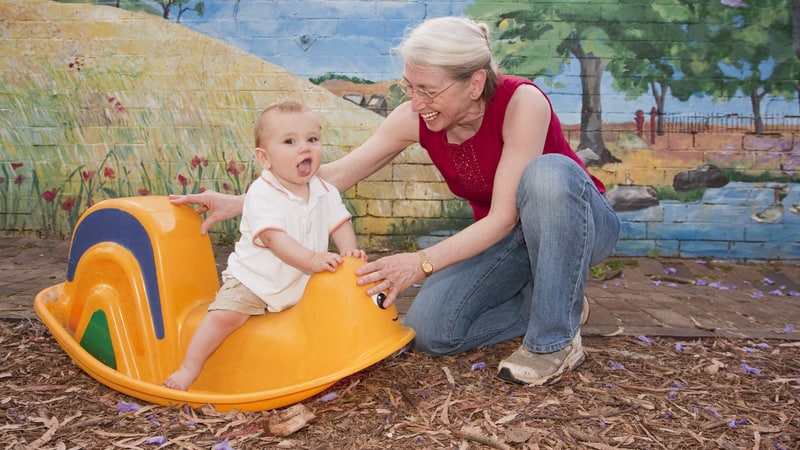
255, 147, 270, 169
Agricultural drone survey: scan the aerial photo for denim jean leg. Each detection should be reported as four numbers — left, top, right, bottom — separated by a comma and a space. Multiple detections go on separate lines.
516, 154, 619, 353
405, 228, 535, 356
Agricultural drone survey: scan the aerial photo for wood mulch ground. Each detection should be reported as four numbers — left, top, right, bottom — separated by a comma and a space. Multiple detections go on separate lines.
2, 318, 798, 449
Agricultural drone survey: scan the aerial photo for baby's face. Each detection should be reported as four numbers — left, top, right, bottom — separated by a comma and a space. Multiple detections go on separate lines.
255, 110, 322, 191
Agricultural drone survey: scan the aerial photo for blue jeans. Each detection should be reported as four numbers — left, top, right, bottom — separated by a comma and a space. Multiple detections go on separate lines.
405, 154, 620, 355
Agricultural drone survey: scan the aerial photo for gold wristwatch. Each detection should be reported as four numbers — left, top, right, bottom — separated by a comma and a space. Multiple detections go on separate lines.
418, 250, 433, 277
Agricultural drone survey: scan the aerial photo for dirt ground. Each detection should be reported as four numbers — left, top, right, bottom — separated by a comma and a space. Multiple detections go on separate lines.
2, 318, 798, 450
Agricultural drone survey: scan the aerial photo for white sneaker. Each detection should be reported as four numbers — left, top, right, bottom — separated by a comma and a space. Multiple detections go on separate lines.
497, 333, 585, 386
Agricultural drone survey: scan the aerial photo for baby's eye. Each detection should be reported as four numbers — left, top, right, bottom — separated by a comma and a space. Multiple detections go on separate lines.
283, 138, 296, 145
308, 136, 319, 143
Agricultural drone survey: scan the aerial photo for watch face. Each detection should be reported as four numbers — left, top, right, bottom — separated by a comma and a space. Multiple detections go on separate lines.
422, 261, 433, 275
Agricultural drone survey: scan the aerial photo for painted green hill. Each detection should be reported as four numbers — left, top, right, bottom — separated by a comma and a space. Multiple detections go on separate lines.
0, 0, 384, 239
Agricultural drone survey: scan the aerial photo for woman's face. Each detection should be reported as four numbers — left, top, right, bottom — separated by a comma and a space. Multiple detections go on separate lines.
401, 63, 471, 133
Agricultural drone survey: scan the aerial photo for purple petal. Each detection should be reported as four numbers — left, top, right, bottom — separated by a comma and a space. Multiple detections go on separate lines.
636, 335, 653, 344
743, 280, 752, 286
116, 401, 141, 413
728, 418, 748, 428
667, 391, 678, 399
674, 343, 684, 351
742, 346, 755, 352
750, 290, 764, 299
664, 267, 677, 275
471, 362, 487, 371
696, 279, 707, 286
788, 290, 800, 297
784, 324, 795, 332
769, 289, 784, 296
762, 277, 775, 285
755, 343, 771, 349
608, 360, 625, 370
212, 439, 234, 450
740, 363, 761, 376
144, 436, 167, 445
601, 283, 608, 289
319, 392, 339, 402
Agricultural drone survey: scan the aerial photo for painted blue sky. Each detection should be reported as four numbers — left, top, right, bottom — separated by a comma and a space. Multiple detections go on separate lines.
177, 0, 798, 124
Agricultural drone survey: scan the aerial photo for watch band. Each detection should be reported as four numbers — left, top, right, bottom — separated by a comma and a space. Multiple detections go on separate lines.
418, 250, 433, 277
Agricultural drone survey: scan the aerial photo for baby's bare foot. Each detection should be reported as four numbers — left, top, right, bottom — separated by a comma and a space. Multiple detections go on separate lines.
163, 367, 198, 391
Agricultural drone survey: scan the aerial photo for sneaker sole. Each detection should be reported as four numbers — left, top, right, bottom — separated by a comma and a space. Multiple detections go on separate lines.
497, 351, 586, 386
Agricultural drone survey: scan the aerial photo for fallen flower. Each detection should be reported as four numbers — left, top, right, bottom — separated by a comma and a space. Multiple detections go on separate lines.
769, 289, 784, 296
212, 439, 234, 450
636, 335, 653, 344
762, 277, 774, 285
664, 267, 677, 275
742, 346, 755, 352
750, 291, 764, 299
116, 401, 140, 413
727, 418, 748, 428
144, 436, 167, 445
696, 279, 707, 286
755, 343, 772, 349
608, 360, 625, 370
789, 290, 800, 297
471, 362, 487, 371
318, 392, 339, 402
740, 363, 761, 376
784, 324, 796, 332
674, 343, 684, 352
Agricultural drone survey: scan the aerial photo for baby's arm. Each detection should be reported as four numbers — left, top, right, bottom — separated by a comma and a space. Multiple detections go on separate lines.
331, 221, 367, 261
257, 229, 343, 273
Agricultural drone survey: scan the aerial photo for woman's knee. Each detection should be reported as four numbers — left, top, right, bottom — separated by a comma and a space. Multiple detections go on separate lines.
517, 154, 578, 209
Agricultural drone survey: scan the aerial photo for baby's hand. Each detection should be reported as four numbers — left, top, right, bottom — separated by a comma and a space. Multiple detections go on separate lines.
341, 249, 368, 261
311, 252, 342, 273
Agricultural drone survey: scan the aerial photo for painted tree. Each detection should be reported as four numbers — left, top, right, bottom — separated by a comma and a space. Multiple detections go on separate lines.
468, 1, 627, 165
709, 0, 799, 134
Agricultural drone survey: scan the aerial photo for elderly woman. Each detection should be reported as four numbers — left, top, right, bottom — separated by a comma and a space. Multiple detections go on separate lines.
173, 16, 619, 386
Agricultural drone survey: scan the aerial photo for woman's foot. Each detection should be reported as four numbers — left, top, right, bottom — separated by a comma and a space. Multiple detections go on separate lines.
163, 367, 199, 391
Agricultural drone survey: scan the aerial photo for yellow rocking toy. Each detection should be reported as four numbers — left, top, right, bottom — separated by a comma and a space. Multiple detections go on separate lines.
34, 196, 414, 411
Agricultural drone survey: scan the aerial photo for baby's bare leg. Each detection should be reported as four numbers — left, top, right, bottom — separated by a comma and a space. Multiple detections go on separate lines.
164, 309, 250, 390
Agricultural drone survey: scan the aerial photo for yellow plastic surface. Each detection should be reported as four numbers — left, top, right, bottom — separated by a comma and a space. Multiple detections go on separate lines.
34, 196, 414, 411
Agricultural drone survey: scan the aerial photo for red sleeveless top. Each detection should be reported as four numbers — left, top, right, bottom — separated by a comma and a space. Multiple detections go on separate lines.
418, 73, 605, 220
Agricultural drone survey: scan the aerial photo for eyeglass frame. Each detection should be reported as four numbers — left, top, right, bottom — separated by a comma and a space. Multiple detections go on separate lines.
396, 79, 458, 102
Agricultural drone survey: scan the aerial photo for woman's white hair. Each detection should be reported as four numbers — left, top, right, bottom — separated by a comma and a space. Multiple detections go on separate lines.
395, 16, 499, 101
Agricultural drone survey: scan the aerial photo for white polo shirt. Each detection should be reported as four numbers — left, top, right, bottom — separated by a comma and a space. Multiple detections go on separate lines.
222, 169, 352, 312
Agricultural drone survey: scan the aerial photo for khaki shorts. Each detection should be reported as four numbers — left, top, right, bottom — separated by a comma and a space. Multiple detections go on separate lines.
208, 277, 267, 316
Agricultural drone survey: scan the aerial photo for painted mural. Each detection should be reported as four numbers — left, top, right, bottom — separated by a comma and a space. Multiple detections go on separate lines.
1, 0, 798, 260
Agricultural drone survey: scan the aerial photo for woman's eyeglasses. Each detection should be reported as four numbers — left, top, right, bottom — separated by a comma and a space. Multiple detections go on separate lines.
396, 80, 457, 102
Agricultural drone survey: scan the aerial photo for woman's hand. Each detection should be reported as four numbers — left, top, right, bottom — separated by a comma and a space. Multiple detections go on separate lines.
169, 191, 244, 235
355, 252, 422, 308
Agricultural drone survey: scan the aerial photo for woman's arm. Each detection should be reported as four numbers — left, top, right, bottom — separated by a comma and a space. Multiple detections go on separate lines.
318, 102, 419, 192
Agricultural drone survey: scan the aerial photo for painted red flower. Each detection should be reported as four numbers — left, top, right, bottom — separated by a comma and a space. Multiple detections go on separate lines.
177, 174, 188, 186
11, 162, 23, 170
82, 170, 96, 181
191, 155, 208, 170
222, 182, 232, 192
61, 197, 76, 211
42, 188, 58, 203
14, 175, 24, 185
103, 167, 116, 179
138, 189, 150, 196
227, 160, 245, 176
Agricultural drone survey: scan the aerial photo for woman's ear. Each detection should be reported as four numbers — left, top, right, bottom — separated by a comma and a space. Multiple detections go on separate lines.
255, 147, 270, 169
470, 69, 487, 100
